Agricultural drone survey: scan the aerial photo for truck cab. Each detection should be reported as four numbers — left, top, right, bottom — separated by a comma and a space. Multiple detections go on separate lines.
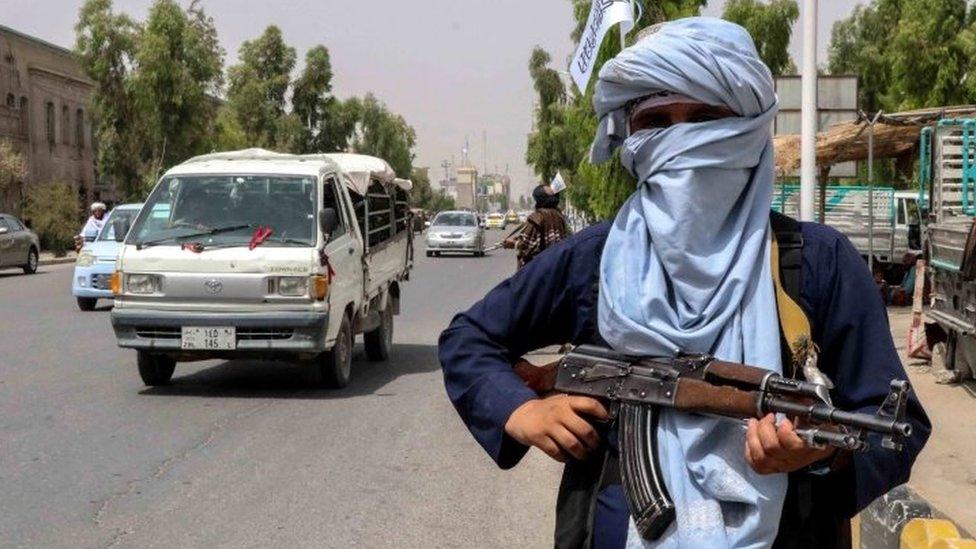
110, 149, 412, 388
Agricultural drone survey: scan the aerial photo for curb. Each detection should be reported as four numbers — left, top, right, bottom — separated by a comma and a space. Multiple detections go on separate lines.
39, 257, 77, 267
860, 485, 974, 548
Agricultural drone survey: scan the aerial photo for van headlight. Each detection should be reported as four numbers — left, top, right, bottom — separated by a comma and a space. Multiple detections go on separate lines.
273, 276, 309, 297
76, 251, 94, 267
127, 273, 161, 294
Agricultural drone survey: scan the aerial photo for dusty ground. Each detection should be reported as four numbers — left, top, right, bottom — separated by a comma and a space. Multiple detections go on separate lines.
888, 307, 976, 534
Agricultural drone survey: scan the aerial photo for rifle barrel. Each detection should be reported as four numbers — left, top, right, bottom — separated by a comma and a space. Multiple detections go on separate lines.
765, 395, 912, 437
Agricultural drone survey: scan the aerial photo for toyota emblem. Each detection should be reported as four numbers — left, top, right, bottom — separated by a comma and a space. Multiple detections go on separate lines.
204, 279, 223, 294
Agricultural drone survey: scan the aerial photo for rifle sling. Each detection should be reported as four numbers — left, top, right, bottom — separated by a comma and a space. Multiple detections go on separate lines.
770, 211, 809, 377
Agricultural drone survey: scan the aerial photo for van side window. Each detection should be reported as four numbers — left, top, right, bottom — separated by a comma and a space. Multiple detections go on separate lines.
897, 199, 906, 225
393, 186, 409, 234
322, 176, 347, 241
366, 179, 393, 248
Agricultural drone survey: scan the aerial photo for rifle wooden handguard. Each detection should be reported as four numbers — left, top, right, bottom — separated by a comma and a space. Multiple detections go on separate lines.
673, 378, 758, 418
704, 360, 770, 387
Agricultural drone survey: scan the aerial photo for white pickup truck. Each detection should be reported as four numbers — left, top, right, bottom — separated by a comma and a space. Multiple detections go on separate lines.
109, 149, 413, 388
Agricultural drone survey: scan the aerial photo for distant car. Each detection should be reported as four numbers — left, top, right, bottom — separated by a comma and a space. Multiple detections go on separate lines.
485, 212, 507, 230
505, 210, 519, 225
72, 204, 142, 311
426, 210, 485, 257
0, 214, 39, 275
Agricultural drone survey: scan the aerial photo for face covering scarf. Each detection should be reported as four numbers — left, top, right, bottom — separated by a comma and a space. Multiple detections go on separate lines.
591, 18, 785, 548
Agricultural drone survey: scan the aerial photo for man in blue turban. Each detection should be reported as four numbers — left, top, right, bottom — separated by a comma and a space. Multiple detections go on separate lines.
439, 17, 929, 548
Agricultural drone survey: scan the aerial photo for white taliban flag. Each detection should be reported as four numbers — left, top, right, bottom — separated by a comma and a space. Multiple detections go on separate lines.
569, 0, 635, 93
550, 171, 567, 194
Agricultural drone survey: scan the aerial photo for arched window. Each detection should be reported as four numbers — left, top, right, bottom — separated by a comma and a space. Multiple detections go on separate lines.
45, 102, 55, 144
5, 94, 13, 108
76, 108, 84, 149
61, 105, 70, 144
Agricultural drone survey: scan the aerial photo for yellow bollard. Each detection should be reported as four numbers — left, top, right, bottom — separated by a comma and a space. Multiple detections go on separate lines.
901, 518, 976, 549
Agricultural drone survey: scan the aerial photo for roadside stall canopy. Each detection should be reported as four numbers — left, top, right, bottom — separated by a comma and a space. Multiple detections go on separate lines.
773, 105, 976, 178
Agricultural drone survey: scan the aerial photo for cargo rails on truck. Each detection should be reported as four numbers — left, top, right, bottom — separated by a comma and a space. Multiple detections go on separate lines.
919, 119, 976, 380
773, 184, 923, 271
108, 149, 414, 388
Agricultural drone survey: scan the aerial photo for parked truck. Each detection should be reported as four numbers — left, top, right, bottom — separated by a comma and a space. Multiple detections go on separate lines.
919, 119, 976, 379
773, 184, 922, 271
109, 149, 413, 388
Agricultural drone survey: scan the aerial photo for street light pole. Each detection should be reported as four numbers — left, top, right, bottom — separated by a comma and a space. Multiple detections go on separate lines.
800, 0, 818, 222
867, 110, 883, 274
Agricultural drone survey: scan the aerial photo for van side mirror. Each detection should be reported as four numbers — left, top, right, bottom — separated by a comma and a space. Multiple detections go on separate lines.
113, 218, 130, 243
320, 207, 340, 235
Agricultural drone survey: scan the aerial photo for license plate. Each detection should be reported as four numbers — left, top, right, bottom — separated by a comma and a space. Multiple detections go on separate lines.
181, 327, 236, 350
441, 242, 461, 248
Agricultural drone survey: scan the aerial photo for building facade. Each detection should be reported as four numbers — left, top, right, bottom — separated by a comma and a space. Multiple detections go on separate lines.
455, 165, 477, 210
0, 25, 96, 216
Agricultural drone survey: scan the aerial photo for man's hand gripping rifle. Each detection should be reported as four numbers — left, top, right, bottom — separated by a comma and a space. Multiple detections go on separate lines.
513, 344, 913, 541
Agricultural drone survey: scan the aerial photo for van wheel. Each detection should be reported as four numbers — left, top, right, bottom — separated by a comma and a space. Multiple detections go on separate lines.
364, 305, 393, 362
23, 248, 38, 274
76, 297, 98, 311
319, 315, 352, 388
137, 351, 176, 386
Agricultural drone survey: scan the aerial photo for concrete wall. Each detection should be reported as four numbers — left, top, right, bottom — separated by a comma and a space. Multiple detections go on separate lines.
0, 25, 96, 216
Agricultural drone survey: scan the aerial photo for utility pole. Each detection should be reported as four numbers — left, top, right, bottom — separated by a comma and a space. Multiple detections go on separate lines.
441, 160, 450, 183
483, 130, 487, 175
800, 0, 818, 222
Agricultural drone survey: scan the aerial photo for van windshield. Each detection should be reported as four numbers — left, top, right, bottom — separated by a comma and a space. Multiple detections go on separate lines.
129, 175, 317, 247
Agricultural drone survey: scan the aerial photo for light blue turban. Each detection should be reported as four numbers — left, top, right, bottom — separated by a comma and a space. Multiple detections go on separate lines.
591, 18, 786, 548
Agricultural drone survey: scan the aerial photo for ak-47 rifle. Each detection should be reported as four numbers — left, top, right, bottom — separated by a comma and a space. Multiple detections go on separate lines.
513, 345, 913, 541
485, 222, 530, 252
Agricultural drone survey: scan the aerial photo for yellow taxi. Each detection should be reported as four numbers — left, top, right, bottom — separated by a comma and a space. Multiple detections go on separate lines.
485, 212, 507, 230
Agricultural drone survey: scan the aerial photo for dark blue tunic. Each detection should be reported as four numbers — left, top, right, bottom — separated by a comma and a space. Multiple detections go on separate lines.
438, 220, 930, 546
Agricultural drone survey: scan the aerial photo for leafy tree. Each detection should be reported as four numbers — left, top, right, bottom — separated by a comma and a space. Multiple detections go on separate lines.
525, 47, 574, 183
23, 181, 81, 255
75, 0, 144, 200
722, 0, 799, 76
887, 0, 969, 110
133, 0, 224, 178
0, 140, 27, 193
213, 104, 248, 151
827, 0, 974, 112
226, 25, 297, 149
349, 94, 416, 177
292, 46, 357, 154
409, 167, 455, 212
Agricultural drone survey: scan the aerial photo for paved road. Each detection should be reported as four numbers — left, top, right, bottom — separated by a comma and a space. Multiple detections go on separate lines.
0, 248, 560, 548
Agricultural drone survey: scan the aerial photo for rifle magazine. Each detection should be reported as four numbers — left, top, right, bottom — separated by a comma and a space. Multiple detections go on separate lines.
618, 402, 676, 541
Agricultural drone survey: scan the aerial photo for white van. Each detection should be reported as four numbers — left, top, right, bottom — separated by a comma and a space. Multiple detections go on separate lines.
109, 149, 413, 388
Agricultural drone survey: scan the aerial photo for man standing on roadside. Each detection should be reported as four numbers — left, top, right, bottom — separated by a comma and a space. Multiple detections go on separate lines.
75, 202, 107, 251
503, 183, 570, 268
439, 17, 929, 548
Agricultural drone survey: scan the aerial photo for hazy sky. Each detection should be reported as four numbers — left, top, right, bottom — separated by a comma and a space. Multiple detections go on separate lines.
5, 0, 861, 199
